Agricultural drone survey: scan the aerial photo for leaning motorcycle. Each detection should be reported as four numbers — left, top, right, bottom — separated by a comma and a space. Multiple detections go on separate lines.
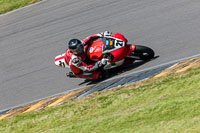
55, 35, 154, 80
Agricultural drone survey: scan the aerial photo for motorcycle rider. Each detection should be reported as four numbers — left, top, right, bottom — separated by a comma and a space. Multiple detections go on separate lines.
65, 31, 112, 80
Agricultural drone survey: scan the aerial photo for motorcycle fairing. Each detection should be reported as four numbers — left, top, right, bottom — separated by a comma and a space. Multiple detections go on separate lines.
54, 53, 69, 68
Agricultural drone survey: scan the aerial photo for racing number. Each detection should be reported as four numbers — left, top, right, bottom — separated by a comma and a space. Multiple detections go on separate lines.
115, 40, 124, 47
59, 61, 65, 67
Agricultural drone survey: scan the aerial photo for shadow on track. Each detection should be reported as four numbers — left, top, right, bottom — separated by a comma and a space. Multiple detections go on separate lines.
78, 56, 159, 86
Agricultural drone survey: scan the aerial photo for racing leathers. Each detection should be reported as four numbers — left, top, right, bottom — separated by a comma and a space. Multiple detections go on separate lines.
65, 33, 107, 80
64, 32, 129, 80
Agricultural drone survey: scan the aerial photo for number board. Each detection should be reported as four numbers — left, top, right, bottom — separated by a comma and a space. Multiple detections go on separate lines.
102, 37, 125, 53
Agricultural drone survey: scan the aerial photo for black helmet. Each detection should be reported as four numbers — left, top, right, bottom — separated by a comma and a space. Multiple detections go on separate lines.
68, 39, 84, 55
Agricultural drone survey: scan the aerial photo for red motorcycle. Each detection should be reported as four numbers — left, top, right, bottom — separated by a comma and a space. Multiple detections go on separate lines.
87, 36, 154, 69
55, 34, 154, 79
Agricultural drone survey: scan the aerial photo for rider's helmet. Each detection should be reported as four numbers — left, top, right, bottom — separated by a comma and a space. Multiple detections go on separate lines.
68, 39, 84, 55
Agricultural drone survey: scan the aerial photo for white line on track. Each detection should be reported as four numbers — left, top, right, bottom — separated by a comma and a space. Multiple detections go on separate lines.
0, 0, 48, 17
107, 53, 200, 81
0, 85, 87, 113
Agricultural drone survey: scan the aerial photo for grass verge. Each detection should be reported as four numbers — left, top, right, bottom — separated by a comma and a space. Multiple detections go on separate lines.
0, 0, 41, 15
0, 66, 200, 133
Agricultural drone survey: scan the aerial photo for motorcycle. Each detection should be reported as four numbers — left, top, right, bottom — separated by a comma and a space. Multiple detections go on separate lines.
54, 35, 155, 80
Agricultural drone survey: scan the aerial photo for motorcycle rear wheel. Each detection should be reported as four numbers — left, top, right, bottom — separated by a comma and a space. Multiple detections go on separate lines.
132, 45, 155, 60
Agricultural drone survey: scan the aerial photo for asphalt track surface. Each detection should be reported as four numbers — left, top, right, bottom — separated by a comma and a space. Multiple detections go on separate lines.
0, 0, 200, 111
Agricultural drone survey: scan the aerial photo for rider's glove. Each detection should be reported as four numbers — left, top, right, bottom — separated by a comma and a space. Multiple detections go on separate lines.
98, 58, 109, 67
100, 31, 112, 37
72, 56, 81, 66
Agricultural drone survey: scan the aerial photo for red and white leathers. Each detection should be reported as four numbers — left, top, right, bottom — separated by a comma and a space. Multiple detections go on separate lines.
65, 33, 104, 80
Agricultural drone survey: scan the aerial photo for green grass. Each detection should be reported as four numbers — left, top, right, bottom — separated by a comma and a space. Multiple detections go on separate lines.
0, 0, 41, 15
0, 66, 200, 133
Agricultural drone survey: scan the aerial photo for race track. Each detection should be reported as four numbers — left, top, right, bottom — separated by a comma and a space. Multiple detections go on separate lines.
0, 0, 200, 111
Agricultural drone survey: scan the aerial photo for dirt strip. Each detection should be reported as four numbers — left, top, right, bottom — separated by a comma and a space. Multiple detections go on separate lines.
0, 87, 91, 120
154, 56, 200, 78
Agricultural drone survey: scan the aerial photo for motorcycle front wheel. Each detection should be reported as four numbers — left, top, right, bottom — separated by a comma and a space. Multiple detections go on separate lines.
132, 45, 155, 60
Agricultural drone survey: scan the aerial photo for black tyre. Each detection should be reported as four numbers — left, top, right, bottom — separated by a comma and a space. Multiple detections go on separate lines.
132, 45, 155, 60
